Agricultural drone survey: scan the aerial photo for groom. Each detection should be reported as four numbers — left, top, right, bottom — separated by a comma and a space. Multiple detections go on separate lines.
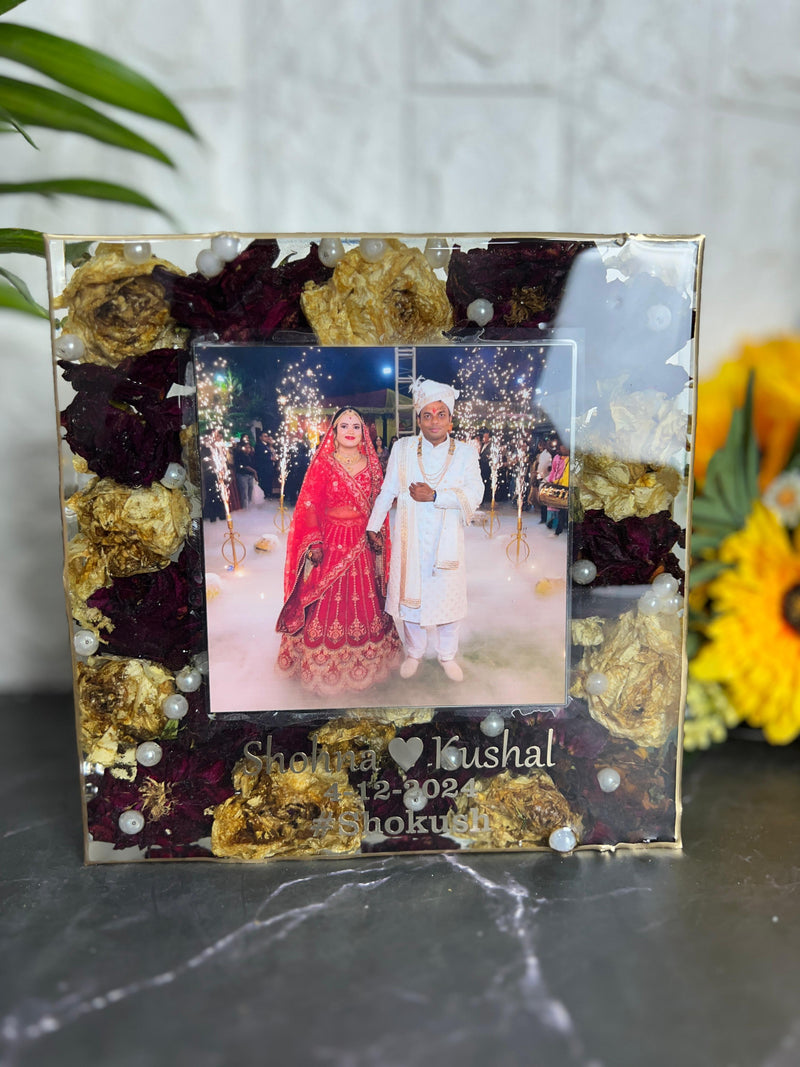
366, 377, 484, 682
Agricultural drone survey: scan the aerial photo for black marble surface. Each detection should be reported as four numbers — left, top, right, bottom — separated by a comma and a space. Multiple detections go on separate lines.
2, 693, 799, 1067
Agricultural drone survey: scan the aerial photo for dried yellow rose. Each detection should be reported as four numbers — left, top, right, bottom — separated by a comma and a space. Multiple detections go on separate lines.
577, 453, 681, 520
67, 478, 190, 576
573, 610, 681, 748
55, 243, 185, 366
211, 762, 363, 860
455, 771, 582, 849
78, 658, 174, 756
301, 240, 453, 345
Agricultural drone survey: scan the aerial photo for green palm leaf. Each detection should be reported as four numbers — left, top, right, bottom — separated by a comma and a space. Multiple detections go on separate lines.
0, 226, 44, 255
0, 102, 35, 144
0, 265, 45, 313
0, 76, 174, 164
0, 277, 46, 315
0, 2, 25, 17
0, 24, 194, 134
0, 177, 164, 214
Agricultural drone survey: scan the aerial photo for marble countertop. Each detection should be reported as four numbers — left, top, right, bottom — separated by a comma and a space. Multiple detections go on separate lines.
2, 693, 798, 1067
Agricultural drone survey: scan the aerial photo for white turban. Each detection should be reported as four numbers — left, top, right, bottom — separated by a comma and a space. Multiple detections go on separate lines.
410, 377, 459, 415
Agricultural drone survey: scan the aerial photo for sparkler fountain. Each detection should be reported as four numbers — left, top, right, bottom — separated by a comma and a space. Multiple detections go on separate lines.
198, 357, 246, 570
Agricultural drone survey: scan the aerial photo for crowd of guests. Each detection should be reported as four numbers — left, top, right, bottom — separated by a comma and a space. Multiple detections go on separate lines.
470, 432, 569, 534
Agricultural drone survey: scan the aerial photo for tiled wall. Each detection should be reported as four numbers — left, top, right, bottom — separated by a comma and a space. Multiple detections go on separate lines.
2, 0, 798, 687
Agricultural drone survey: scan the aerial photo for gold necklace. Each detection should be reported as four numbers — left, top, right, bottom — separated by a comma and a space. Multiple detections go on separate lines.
334, 450, 361, 467
417, 436, 455, 487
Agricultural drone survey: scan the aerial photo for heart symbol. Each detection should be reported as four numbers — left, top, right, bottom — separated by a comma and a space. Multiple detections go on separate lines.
388, 736, 424, 772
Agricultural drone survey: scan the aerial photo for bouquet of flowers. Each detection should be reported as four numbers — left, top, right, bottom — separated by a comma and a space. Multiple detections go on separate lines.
687, 337, 800, 749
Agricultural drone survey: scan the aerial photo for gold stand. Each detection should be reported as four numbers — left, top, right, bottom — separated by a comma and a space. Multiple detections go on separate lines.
483, 501, 501, 538
221, 517, 246, 569
505, 512, 530, 564
273, 492, 290, 533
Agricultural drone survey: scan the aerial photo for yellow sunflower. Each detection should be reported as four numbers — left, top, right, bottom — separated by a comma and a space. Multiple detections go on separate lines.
695, 335, 800, 490
691, 503, 800, 743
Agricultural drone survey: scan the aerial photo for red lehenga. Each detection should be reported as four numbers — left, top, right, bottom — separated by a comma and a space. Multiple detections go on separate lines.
276, 425, 402, 695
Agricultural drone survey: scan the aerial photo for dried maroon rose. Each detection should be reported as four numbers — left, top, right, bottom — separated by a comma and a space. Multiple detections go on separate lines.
152, 239, 332, 342
88, 744, 233, 852
59, 349, 190, 486
86, 548, 205, 670
446, 238, 591, 337
572, 509, 685, 590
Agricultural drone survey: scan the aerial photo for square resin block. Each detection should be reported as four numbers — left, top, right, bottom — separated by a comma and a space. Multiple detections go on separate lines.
46, 232, 702, 862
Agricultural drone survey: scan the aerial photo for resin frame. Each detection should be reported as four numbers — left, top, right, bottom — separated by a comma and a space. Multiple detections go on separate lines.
46, 232, 703, 863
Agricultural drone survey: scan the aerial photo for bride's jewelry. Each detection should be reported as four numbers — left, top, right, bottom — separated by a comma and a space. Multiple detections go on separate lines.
417, 436, 455, 487
334, 449, 363, 468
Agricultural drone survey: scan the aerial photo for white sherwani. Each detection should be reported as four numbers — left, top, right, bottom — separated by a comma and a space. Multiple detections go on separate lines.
367, 435, 484, 627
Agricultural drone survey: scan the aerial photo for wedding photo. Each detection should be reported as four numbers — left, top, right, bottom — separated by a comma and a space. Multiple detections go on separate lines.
197, 342, 576, 714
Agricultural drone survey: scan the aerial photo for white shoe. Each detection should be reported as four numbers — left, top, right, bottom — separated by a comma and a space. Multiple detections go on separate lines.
400, 657, 421, 679
440, 659, 463, 682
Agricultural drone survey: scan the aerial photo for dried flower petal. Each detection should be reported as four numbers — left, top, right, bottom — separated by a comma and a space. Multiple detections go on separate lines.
573, 610, 682, 747
86, 546, 205, 670
446, 238, 590, 336
573, 510, 684, 588
311, 716, 395, 764
301, 240, 453, 345
577, 453, 681, 521
153, 239, 330, 342
211, 762, 363, 860
55, 244, 185, 366
78, 658, 175, 756
571, 617, 606, 647
456, 770, 583, 849
67, 478, 191, 576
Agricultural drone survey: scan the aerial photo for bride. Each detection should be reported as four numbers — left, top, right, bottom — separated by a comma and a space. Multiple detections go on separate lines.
276, 407, 402, 695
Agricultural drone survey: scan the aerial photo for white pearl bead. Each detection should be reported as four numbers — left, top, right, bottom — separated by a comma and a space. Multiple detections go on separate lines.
660, 594, 683, 615
123, 242, 152, 265
160, 463, 187, 490
136, 741, 163, 767
439, 745, 462, 770
646, 303, 672, 331
424, 237, 450, 269
480, 712, 505, 737
467, 298, 493, 327
359, 238, 387, 263
638, 591, 663, 616
175, 667, 202, 693
549, 826, 577, 853
118, 809, 145, 834
196, 249, 225, 278
162, 693, 189, 720
73, 629, 99, 656
403, 787, 428, 812
210, 234, 240, 262
651, 573, 679, 596
585, 671, 608, 696
597, 767, 621, 793
318, 238, 345, 268
571, 559, 597, 585
54, 332, 85, 362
